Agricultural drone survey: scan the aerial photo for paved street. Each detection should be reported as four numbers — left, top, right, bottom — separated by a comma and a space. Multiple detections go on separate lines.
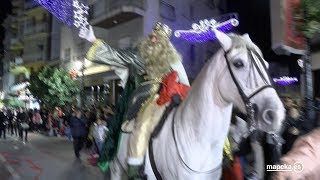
0, 132, 109, 180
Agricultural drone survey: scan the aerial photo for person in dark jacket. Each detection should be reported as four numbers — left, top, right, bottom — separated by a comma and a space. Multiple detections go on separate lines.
7, 109, 14, 135
17, 108, 30, 142
69, 106, 87, 158
0, 109, 7, 139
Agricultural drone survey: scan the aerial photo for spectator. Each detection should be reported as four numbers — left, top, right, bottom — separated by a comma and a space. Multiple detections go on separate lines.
93, 118, 108, 154
12, 109, 18, 136
64, 121, 72, 141
7, 109, 14, 136
273, 128, 320, 180
70, 106, 87, 158
17, 108, 30, 142
33, 109, 42, 132
0, 109, 7, 139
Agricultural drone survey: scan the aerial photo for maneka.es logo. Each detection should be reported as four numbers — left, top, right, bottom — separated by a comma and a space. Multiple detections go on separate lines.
266, 162, 303, 172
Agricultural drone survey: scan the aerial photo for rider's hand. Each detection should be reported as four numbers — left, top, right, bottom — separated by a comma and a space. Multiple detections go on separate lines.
79, 25, 97, 43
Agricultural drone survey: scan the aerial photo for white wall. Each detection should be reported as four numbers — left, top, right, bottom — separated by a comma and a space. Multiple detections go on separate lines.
106, 18, 143, 48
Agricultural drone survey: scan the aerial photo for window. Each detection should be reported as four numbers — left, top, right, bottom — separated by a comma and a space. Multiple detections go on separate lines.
160, 1, 176, 21
24, 18, 33, 35
64, 48, 71, 62
42, 13, 48, 22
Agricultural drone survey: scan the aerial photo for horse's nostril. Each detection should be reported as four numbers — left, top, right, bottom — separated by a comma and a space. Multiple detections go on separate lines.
263, 109, 275, 125
252, 103, 258, 112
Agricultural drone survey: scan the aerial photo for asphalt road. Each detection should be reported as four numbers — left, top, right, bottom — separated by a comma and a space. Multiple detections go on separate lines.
0, 132, 109, 180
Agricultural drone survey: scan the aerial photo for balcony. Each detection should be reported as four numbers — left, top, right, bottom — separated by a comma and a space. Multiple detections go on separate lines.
23, 23, 49, 38
89, 0, 145, 28
24, 3, 45, 17
10, 38, 24, 51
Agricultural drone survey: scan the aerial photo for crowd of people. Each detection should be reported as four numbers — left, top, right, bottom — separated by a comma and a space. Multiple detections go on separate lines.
222, 96, 320, 180
0, 107, 41, 141
0, 104, 114, 159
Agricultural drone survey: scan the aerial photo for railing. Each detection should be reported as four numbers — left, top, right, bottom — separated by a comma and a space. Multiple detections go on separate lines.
35, 24, 48, 33
23, 23, 49, 36
90, 0, 145, 19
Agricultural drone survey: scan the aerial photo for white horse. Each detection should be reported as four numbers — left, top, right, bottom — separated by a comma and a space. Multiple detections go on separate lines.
109, 30, 285, 180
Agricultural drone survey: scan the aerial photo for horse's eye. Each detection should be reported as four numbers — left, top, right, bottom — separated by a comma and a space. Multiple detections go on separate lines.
233, 61, 244, 68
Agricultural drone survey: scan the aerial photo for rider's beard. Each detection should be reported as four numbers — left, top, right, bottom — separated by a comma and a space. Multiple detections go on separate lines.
138, 36, 181, 80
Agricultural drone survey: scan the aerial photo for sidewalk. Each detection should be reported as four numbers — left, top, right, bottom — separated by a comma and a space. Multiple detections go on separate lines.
0, 132, 109, 180
29, 132, 107, 178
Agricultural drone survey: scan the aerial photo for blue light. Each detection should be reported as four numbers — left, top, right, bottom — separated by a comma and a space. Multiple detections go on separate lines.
32, 0, 74, 26
273, 76, 298, 86
174, 18, 239, 43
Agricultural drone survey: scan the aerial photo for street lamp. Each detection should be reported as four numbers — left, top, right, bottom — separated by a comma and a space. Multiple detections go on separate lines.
74, 59, 85, 108
74, 58, 92, 109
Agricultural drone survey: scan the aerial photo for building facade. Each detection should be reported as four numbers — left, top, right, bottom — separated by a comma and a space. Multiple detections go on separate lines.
2, 0, 60, 108
3, 0, 227, 107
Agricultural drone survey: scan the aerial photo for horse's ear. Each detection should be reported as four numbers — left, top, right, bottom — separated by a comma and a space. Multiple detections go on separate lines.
213, 29, 232, 52
242, 33, 252, 42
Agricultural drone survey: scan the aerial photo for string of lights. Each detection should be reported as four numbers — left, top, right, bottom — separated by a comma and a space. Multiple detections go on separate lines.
174, 17, 239, 43
273, 76, 298, 85
32, 0, 89, 31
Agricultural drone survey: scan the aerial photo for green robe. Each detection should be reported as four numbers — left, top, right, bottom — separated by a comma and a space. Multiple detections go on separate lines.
86, 39, 146, 173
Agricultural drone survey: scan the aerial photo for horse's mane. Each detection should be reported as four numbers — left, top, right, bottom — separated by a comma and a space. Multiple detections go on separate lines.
227, 33, 263, 56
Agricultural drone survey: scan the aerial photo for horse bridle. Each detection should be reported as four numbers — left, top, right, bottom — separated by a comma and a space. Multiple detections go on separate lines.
224, 47, 274, 136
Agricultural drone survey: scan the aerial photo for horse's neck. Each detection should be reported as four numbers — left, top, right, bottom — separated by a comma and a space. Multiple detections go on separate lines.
175, 51, 233, 169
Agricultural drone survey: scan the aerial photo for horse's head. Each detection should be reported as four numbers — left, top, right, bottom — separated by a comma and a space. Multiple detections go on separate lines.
214, 30, 285, 133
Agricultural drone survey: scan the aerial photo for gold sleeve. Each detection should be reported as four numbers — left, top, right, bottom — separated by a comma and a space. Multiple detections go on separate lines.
86, 39, 104, 61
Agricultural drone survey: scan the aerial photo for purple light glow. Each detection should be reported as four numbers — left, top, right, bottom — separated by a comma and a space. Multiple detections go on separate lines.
32, 0, 74, 26
174, 18, 239, 43
273, 76, 298, 86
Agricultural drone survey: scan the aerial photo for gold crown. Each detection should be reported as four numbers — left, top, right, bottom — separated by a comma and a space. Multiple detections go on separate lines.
152, 22, 172, 39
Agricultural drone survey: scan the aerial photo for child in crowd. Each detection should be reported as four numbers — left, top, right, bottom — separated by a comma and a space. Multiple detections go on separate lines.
64, 121, 72, 141
93, 118, 108, 154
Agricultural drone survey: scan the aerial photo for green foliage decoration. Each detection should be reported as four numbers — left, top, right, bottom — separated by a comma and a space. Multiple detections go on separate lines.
29, 67, 80, 107
296, 0, 320, 39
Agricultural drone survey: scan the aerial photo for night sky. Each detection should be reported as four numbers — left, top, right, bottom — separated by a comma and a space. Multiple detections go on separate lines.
226, 0, 299, 62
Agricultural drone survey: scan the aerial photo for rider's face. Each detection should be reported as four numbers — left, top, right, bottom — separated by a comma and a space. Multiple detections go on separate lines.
149, 33, 158, 45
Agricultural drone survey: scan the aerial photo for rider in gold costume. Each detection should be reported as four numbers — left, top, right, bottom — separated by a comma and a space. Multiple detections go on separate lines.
79, 22, 190, 179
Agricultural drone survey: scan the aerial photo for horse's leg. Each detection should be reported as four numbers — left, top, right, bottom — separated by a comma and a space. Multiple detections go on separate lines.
110, 133, 130, 180
110, 159, 127, 180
